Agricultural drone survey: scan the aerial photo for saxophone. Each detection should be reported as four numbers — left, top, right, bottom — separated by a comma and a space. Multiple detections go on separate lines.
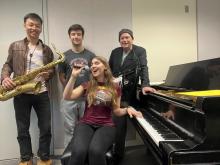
0, 44, 64, 101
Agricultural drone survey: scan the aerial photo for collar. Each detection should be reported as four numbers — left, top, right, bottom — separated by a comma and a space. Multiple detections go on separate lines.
23, 37, 44, 47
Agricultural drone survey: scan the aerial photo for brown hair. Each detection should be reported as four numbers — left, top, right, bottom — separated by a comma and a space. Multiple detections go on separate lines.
68, 24, 84, 36
87, 56, 118, 108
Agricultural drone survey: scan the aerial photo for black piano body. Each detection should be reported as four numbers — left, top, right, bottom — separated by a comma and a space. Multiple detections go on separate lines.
132, 58, 220, 165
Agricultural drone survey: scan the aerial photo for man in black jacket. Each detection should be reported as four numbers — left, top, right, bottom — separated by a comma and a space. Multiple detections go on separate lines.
109, 29, 155, 163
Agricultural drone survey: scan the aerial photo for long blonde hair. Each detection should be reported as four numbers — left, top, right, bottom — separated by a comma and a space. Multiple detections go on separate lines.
87, 56, 118, 108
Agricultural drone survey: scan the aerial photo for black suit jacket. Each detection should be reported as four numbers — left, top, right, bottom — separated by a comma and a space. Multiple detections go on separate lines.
109, 44, 150, 89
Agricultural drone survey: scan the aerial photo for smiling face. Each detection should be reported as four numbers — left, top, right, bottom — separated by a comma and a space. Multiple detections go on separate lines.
119, 32, 133, 52
90, 58, 107, 82
69, 30, 83, 46
87, 56, 116, 108
24, 18, 42, 41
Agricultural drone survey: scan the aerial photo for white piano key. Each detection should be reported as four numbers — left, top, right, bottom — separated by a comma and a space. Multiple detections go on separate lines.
136, 117, 183, 146
136, 117, 164, 146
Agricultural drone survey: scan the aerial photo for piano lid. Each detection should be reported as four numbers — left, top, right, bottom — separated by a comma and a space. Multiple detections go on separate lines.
162, 58, 220, 91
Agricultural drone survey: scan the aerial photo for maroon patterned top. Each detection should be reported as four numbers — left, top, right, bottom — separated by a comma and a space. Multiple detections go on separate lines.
80, 82, 121, 126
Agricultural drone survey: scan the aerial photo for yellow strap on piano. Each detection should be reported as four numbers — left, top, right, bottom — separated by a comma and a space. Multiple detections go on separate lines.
176, 90, 220, 97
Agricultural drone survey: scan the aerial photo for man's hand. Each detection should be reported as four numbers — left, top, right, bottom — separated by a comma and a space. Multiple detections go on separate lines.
142, 86, 156, 95
161, 110, 175, 120
2, 77, 16, 90
35, 72, 50, 81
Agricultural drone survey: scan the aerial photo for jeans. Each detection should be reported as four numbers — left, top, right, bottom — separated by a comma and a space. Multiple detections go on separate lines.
61, 99, 85, 147
68, 123, 116, 165
13, 92, 51, 161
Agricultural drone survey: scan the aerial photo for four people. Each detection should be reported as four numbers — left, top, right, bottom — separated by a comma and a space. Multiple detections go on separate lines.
1, 13, 54, 165
58, 24, 95, 147
63, 56, 142, 165
109, 28, 156, 163
1, 13, 155, 165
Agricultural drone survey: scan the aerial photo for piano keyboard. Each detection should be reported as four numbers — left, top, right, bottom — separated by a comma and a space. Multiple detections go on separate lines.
136, 116, 183, 146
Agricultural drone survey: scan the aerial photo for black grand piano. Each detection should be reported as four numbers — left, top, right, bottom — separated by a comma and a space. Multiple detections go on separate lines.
132, 58, 220, 165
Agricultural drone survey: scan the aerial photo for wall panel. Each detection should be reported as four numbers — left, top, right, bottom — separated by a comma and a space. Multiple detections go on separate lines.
132, 0, 197, 82
0, 0, 44, 161
47, 0, 133, 153
197, 0, 220, 60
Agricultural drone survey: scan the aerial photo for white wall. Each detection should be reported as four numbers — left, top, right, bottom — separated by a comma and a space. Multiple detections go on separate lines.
132, 0, 197, 82
197, 0, 220, 60
47, 0, 132, 58
0, 0, 133, 160
46, 0, 133, 153
0, 0, 44, 161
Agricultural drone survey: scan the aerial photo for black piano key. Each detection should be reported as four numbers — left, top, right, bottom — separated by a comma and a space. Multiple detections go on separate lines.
143, 113, 182, 140
162, 133, 181, 140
